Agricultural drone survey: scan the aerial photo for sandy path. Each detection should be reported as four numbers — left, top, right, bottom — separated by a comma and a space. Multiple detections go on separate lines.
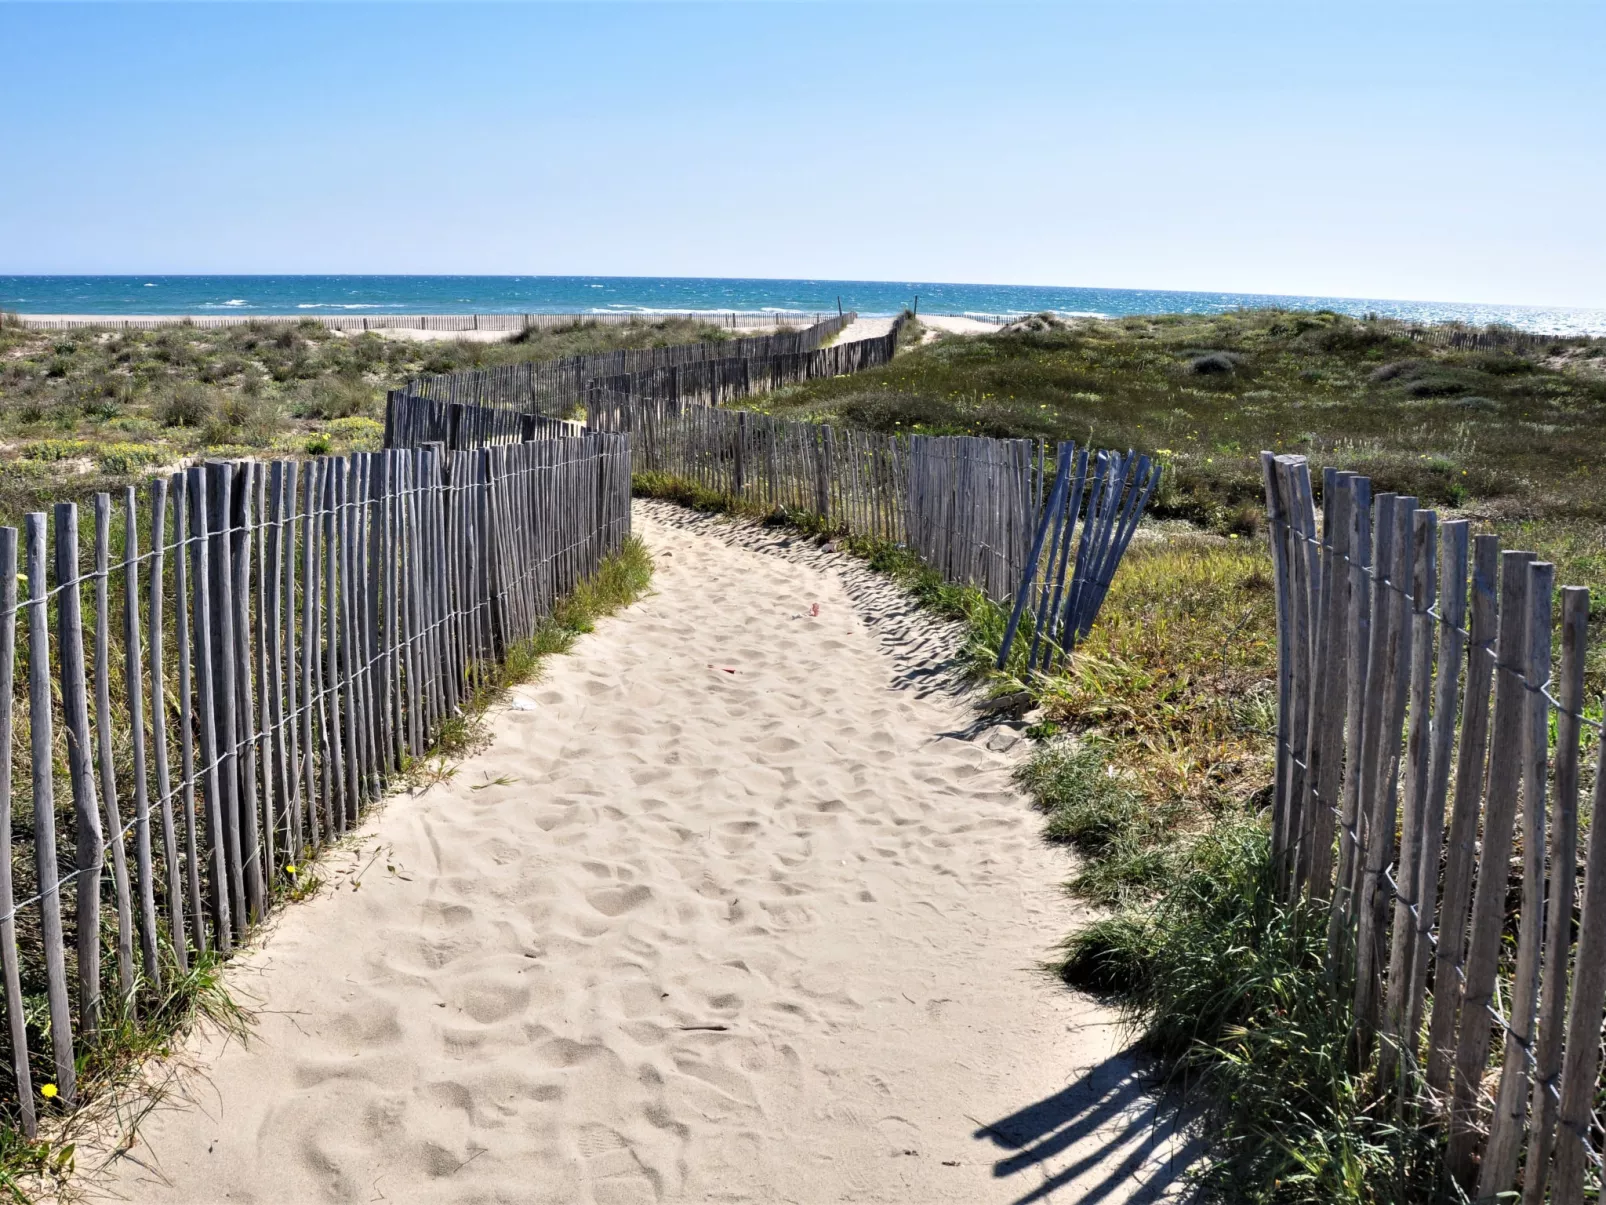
919, 315, 1003, 337
831, 315, 896, 344
96, 501, 1188, 1205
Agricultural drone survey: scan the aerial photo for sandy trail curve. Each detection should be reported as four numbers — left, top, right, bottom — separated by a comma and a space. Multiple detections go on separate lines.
97, 501, 1189, 1205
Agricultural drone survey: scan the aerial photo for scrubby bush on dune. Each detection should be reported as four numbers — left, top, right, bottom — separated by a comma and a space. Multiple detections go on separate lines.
204, 391, 282, 448
294, 374, 377, 420
1001, 311, 1069, 334
1186, 350, 1244, 375
156, 381, 217, 427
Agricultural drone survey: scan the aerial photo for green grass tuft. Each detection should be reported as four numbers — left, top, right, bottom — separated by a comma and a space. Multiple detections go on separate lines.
1052, 823, 1454, 1203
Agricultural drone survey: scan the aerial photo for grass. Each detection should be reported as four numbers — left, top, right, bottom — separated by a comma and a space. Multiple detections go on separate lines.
0, 317, 731, 526
1058, 823, 1452, 1204
748, 307, 1606, 528
1005, 532, 1457, 1201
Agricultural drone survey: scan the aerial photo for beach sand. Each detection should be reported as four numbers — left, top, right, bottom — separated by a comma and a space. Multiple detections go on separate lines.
919, 315, 1002, 336
91, 501, 1189, 1204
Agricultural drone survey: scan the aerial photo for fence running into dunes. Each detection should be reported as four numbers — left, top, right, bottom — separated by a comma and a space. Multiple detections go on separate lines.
388, 312, 1158, 633
397, 312, 856, 415
0, 434, 629, 1133
1263, 453, 1606, 1201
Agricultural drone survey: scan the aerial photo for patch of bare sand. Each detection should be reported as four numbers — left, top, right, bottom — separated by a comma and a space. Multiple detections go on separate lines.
90, 500, 1192, 1204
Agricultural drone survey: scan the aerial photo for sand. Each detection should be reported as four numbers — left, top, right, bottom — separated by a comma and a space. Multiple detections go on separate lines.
91, 501, 1190, 1205
918, 315, 1003, 337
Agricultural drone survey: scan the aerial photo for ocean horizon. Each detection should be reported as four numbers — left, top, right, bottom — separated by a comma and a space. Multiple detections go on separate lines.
3, 274, 1603, 335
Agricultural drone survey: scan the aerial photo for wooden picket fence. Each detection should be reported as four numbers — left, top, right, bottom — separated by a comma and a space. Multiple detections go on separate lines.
390, 312, 1160, 629
0, 433, 629, 1134
398, 312, 856, 414
1264, 452, 1606, 1201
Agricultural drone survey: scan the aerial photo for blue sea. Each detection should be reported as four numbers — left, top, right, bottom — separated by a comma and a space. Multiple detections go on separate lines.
3, 275, 1602, 335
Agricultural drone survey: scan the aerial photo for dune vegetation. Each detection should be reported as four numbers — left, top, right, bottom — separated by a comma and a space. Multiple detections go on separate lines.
0, 315, 729, 525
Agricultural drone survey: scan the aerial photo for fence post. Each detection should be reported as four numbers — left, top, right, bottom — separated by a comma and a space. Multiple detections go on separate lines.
0, 529, 36, 1134
26, 514, 75, 1101
1480, 560, 1556, 1197
1448, 550, 1535, 1185
55, 502, 105, 1035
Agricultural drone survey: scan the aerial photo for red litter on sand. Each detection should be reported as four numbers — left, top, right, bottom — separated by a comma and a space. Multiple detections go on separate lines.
708, 665, 737, 674
810, 602, 820, 617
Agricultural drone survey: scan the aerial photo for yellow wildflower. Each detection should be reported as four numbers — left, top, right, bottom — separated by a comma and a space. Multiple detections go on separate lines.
41, 1083, 57, 1099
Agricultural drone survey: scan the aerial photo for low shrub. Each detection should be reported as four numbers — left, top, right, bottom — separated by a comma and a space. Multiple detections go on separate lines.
295, 376, 377, 420
156, 382, 217, 428
96, 442, 169, 474
1187, 351, 1244, 375
21, 439, 91, 462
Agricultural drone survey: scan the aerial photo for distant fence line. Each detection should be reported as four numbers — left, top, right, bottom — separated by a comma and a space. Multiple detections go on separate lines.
397, 312, 856, 415
8, 312, 838, 334
0, 433, 629, 1133
1263, 453, 1606, 1201
389, 311, 1159, 630
1358, 315, 1599, 354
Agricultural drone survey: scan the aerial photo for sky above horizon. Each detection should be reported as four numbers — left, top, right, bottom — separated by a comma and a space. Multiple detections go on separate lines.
2, 1, 1602, 309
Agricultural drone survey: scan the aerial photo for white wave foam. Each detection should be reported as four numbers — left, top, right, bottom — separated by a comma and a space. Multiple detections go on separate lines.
294, 303, 409, 310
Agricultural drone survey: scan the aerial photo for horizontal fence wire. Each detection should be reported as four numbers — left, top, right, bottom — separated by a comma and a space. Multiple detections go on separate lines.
1263, 452, 1606, 1202
0, 432, 631, 1134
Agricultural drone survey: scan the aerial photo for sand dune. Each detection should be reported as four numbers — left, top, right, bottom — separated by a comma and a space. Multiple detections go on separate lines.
93, 500, 1189, 1204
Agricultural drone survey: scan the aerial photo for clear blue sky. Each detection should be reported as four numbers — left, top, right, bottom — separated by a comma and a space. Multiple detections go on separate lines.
2, 1, 1602, 307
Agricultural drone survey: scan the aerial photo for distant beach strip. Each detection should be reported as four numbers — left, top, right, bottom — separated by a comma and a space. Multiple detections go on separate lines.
4, 275, 1604, 334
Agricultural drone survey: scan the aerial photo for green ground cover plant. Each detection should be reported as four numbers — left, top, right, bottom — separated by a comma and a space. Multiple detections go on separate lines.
748, 307, 1606, 527
0, 318, 728, 525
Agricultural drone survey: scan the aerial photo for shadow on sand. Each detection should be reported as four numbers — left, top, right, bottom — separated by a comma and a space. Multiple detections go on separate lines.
973, 1047, 1206, 1204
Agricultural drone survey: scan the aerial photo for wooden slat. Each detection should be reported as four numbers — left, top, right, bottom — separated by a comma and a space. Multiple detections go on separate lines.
123, 486, 160, 987
1480, 560, 1556, 1196
147, 476, 188, 973
26, 513, 75, 1100
1447, 549, 1536, 1184
0, 528, 37, 1134
56, 502, 106, 1033
92, 493, 136, 1003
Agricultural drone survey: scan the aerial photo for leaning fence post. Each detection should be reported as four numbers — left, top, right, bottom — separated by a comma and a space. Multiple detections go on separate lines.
1479, 560, 1556, 1197
1520, 585, 1588, 1205
92, 493, 136, 1004
0, 528, 37, 1134
56, 502, 105, 1034
1448, 550, 1535, 1185
1260, 453, 1295, 892
1550, 615, 1606, 1199
26, 514, 75, 1102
